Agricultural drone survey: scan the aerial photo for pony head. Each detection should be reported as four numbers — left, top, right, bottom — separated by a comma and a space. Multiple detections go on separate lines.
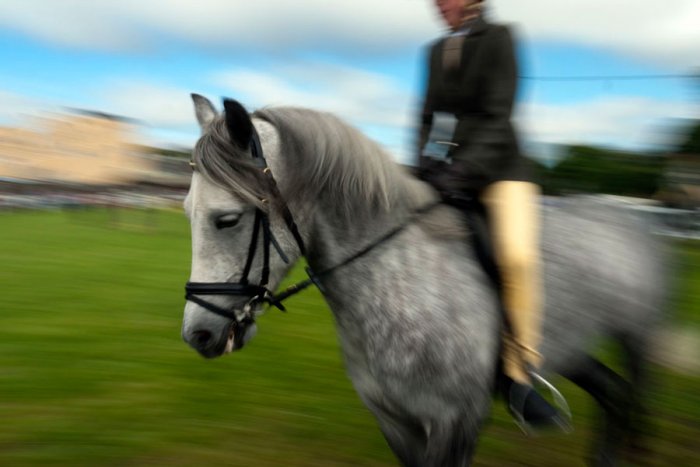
182, 95, 301, 358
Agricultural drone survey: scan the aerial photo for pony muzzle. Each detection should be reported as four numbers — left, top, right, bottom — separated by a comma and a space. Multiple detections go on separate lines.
183, 289, 261, 357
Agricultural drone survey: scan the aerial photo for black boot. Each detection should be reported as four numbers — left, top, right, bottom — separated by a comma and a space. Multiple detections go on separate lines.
504, 376, 571, 434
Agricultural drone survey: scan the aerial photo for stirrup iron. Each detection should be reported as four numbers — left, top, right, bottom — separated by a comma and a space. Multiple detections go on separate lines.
511, 370, 573, 436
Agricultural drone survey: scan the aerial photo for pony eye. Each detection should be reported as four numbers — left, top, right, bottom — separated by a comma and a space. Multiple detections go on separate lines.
215, 213, 240, 230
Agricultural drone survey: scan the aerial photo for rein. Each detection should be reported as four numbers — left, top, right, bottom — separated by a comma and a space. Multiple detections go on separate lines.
185, 125, 438, 327
273, 200, 440, 304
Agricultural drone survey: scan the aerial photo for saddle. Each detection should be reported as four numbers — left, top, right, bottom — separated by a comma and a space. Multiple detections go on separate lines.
442, 195, 511, 389
442, 194, 503, 294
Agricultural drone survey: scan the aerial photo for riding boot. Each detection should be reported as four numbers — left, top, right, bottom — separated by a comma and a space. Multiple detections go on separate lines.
502, 374, 570, 433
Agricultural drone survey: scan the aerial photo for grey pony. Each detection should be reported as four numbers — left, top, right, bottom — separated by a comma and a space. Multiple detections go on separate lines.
182, 95, 669, 467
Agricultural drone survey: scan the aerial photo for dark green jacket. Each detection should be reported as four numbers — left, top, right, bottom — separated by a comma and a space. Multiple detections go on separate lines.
418, 17, 531, 193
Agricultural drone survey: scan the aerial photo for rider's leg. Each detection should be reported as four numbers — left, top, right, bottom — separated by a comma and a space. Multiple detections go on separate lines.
481, 181, 566, 431
481, 180, 542, 381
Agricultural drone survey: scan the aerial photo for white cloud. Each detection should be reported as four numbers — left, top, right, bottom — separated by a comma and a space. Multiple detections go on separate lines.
0, 1, 697, 67
493, 0, 700, 68
215, 62, 414, 129
0, 1, 149, 52
516, 96, 699, 151
142, 128, 199, 150
90, 69, 415, 152
98, 82, 197, 128
0, 0, 435, 54
0, 91, 56, 125
214, 61, 419, 161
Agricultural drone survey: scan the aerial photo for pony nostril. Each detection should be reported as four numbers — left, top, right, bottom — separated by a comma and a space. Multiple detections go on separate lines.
192, 330, 213, 346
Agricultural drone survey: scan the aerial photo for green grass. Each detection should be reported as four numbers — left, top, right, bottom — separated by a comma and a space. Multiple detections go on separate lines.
0, 208, 698, 466
672, 240, 700, 327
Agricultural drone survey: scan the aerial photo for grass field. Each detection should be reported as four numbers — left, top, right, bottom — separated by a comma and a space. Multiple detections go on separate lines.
1, 208, 698, 466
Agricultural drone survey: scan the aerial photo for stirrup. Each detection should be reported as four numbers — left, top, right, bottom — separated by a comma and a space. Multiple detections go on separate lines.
510, 370, 573, 436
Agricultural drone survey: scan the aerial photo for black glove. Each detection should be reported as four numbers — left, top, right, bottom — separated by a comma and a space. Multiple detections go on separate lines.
419, 157, 467, 199
416, 156, 447, 181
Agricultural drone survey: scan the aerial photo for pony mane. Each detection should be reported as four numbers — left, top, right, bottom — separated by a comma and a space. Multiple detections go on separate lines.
193, 105, 436, 222
255, 107, 435, 221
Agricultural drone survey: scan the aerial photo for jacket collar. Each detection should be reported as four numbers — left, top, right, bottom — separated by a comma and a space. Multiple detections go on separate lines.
445, 15, 488, 39
466, 15, 489, 36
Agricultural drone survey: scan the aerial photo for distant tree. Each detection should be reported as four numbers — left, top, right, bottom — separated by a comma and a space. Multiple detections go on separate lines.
677, 120, 700, 155
529, 158, 557, 196
542, 145, 665, 198
657, 119, 700, 208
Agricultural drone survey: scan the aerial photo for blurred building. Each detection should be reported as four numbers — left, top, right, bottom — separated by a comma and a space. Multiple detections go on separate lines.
655, 153, 700, 209
0, 110, 189, 187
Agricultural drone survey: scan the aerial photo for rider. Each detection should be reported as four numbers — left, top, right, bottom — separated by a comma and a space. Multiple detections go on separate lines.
418, 0, 566, 430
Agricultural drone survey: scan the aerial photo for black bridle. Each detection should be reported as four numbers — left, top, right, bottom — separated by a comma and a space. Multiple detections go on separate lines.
185, 126, 306, 323
185, 124, 438, 339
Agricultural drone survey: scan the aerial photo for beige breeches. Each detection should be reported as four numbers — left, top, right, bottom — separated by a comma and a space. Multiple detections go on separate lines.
481, 181, 542, 384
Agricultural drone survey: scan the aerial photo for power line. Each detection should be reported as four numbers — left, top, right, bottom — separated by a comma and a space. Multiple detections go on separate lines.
519, 74, 696, 82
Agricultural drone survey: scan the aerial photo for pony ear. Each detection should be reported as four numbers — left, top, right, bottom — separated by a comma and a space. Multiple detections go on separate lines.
223, 98, 253, 149
191, 93, 218, 132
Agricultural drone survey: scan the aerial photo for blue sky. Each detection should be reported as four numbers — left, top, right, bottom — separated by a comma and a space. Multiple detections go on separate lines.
0, 0, 698, 164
